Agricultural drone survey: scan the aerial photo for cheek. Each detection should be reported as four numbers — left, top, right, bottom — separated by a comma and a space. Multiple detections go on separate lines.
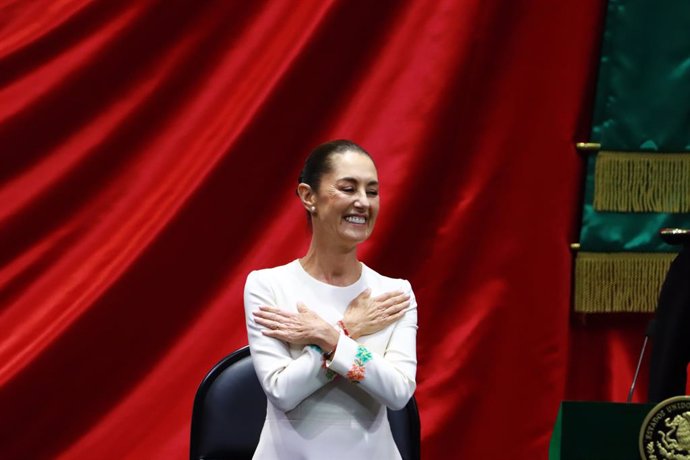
369, 205, 380, 222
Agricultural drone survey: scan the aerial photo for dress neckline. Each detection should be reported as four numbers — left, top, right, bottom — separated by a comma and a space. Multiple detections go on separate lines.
293, 259, 366, 290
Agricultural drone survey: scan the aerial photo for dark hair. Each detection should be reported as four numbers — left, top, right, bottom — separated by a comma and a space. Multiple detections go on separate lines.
298, 139, 372, 191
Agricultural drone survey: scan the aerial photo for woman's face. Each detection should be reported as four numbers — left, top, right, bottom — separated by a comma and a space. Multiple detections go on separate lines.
312, 151, 379, 247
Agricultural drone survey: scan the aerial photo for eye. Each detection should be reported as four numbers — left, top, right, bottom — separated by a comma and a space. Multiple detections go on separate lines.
367, 190, 379, 197
341, 186, 355, 193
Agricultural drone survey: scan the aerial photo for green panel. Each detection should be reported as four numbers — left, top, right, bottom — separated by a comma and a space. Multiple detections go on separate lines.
595, 0, 690, 151
550, 401, 654, 460
549, 407, 563, 459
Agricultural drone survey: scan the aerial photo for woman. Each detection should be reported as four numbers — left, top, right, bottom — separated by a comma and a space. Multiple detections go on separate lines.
244, 139, 418, 459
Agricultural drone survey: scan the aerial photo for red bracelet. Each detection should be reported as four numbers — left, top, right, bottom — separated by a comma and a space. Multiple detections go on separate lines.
337, 320, 350, 337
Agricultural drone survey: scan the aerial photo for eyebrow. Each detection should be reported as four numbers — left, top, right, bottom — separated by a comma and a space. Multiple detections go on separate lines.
339, 177, 379, 186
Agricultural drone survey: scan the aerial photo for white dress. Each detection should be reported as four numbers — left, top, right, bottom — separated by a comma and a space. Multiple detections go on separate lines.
244, 260, 418, 460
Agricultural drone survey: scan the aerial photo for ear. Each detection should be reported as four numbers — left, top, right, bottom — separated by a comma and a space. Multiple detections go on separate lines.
297, 183, 317, 214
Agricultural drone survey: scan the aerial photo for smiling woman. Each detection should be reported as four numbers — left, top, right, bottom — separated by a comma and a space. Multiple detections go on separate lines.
298, 141, 380, 250
244, 140, 418, 459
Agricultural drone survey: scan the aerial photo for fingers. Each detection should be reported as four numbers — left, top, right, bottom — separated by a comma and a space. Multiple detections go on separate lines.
254, 306, 293, 321
254, 304, 322, 345
390, 301, 410, 318
386, 300, 410, 315
257, 305, 287, 315
298, 303, 328, 326
261, 328, 287, 339
253, 313, 281, 330
254, 313, 297, 340
379, 296, 410, 325
377, 300, 410, 328
382, 300, 410, 318
378, 292, 410, 310
350, 288, 404, 307
253, 306, 295, 331
373, 290, 405, 303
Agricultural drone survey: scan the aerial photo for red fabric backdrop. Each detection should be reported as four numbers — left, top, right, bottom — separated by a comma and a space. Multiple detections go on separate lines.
0, 0, 644, 458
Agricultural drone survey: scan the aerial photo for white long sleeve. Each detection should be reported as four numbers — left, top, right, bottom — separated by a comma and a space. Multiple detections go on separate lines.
326, 280, 417, 410
244, 270, 331, 411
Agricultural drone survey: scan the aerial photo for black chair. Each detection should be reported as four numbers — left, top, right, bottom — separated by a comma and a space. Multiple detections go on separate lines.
190, 345, 421, 460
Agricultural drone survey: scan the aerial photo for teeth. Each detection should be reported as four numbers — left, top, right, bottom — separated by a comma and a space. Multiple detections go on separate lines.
345, 216, 366, 224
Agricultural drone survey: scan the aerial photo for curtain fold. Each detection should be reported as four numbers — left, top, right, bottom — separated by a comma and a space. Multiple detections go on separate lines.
1, 1, 606, 458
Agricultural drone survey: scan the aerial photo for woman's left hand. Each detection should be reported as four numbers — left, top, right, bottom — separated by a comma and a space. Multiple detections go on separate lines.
253, 303, 339, 352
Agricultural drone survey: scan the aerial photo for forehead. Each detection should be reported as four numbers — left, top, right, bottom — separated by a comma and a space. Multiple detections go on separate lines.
327, 151, 378, 181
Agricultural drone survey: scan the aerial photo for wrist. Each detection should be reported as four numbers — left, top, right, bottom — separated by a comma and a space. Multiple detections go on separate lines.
317, 325, 339, 354
340, 319, 359, 339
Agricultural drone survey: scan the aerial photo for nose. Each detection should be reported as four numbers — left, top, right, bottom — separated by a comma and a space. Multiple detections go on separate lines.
354, 189, 370, 210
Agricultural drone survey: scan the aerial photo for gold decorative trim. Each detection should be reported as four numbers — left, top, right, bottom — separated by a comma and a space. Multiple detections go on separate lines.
574, 252, 677, 313
576, 142, 601, 151
594, 151, 690, 212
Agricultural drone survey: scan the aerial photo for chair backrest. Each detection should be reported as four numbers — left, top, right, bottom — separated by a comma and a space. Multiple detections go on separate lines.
190, 346, 421, 460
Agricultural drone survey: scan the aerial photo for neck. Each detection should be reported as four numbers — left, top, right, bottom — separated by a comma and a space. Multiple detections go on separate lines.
300, 235, 361, 286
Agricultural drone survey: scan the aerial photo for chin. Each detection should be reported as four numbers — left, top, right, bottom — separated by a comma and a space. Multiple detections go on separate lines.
336, 222, 376, 246
341, 230, 372, 245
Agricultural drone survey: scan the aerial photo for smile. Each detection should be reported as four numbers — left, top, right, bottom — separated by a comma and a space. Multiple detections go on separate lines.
344, 215, 366, 224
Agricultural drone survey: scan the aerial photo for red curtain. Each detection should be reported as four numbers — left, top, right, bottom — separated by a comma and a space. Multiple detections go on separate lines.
0, 0, 621, 458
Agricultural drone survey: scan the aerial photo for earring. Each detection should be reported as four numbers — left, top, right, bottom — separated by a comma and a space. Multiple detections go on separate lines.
310, 206, 316, 213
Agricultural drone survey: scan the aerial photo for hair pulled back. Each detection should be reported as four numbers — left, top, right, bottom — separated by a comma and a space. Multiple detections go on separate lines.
298, 139, 371, 192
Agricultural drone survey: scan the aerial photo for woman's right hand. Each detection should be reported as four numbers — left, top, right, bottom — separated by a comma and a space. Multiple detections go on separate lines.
342, 289, 410, 339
